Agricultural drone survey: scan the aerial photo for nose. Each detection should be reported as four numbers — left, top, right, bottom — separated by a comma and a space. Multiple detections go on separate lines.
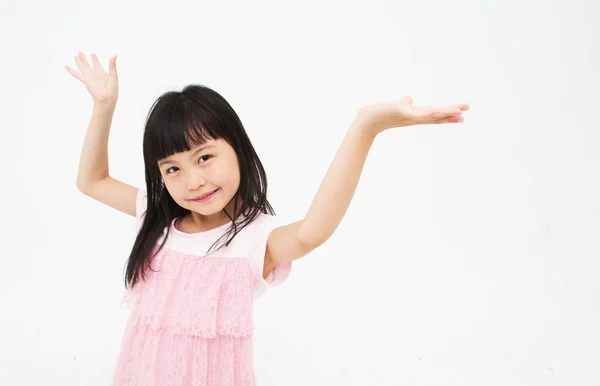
186, 170, 206, 191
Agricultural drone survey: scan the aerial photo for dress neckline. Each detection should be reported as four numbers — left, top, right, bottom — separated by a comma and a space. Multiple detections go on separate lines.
169, 217, 233, 239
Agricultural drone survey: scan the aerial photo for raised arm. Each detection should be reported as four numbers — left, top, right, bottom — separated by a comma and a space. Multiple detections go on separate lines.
66, 52, 138, 217
265, 97, 470, 268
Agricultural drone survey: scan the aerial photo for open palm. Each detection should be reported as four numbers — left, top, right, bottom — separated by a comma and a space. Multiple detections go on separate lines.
65, 52, 119, 104
357, 96, 470, 134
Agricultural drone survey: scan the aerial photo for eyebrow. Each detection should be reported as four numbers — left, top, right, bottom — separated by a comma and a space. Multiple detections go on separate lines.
158, 144, 215, 167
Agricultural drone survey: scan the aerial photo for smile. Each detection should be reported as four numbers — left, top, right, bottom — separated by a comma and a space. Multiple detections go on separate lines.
191, 189, 219, 203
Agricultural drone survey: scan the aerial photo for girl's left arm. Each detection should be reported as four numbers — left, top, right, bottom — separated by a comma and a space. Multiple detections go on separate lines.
265, 98, 469, 267
264, 122, 376, 268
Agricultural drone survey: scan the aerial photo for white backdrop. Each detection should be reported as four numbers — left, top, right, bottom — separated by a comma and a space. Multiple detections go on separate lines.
1, 0, 599, 385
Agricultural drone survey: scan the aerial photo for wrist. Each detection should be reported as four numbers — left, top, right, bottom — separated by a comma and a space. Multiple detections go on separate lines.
93, 101, 117, 115
93, 100, 117, 111
348, 118, 378, 141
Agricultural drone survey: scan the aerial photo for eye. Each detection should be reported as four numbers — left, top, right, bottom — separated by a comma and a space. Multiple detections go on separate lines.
165, 166, 179, 174
199, 155, 212, 163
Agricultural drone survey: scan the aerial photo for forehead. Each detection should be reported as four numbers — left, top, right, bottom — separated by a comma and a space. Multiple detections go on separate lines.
157, 138, 232, 165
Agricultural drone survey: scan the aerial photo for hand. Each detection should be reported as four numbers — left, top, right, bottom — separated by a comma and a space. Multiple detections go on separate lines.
65, 52, 119, 105
354, 96, 470, 136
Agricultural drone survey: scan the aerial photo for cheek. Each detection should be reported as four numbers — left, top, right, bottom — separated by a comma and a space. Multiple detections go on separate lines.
211, 160, 240, 188
163, 181, 186, 204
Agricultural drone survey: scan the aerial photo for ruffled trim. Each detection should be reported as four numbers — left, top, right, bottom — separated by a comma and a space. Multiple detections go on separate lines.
121, 246, 256, 338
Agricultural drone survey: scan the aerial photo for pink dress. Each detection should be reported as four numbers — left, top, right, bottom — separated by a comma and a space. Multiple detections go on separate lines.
111, 188, 292, 386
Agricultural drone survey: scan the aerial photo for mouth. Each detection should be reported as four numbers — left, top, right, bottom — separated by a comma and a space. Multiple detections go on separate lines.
190, 189, 219, 202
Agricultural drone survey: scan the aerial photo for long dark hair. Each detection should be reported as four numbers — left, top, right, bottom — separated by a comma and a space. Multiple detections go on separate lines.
124, 84, 274, 288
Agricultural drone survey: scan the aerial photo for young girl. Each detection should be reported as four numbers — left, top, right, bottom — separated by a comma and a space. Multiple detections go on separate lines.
65, 52, 469, 386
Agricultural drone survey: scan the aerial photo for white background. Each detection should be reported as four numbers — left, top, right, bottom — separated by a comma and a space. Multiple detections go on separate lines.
1, 0, 599, 385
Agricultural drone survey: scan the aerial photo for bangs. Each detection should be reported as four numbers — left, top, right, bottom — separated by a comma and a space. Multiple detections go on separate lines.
144, 92, 224, 164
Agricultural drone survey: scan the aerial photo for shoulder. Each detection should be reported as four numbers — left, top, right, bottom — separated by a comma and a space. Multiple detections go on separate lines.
234, 212, 283, 247
246, 212, 283, 232
240, 212, 293, 294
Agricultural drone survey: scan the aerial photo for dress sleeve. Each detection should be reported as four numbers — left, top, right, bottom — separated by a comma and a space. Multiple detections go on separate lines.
249, 214, 293, 288
135, 187, 148, 233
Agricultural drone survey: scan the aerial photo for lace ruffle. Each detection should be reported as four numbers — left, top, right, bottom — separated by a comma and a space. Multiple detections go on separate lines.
120, 246, 256, 338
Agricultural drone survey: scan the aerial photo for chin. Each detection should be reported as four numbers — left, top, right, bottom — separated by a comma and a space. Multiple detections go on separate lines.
191, 199, 227, 216
200, 206, 225, 216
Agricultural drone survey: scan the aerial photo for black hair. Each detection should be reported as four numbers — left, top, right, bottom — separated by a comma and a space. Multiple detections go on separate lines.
124, 84, 274, 288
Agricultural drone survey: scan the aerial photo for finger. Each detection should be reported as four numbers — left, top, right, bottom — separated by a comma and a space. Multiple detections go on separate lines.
74, 54, 85, 73
431, 115, 464, 124
108, 55, 118, 80
428, 107, 462, 120
64, 65, 83, 81
414, 104, 464, 116
409, 105, 454, 119
439, 106, 463, 116
91, 53, 105, 72
407, 107, 437, 120
453, 103, 470, 111
415, 107, 460, 120
78, 52, 91, 69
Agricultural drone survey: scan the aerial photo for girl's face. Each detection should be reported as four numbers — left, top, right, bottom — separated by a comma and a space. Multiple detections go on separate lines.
157, 138, 241, 218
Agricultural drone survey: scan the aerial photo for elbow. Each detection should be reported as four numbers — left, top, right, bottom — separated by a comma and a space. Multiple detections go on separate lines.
76, 177, 93, 196
296, 230, 329, 250
76, 178, 86, 194
76, 173, 108, 195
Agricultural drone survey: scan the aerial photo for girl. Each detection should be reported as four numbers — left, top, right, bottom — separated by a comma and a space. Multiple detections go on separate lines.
65, 52, 469, 386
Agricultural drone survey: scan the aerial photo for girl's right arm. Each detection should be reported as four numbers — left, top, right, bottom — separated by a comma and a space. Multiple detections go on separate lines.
66, 52, 138, 217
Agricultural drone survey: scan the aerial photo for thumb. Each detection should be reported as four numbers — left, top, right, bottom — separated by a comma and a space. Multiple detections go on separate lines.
109, 55, 118, 80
